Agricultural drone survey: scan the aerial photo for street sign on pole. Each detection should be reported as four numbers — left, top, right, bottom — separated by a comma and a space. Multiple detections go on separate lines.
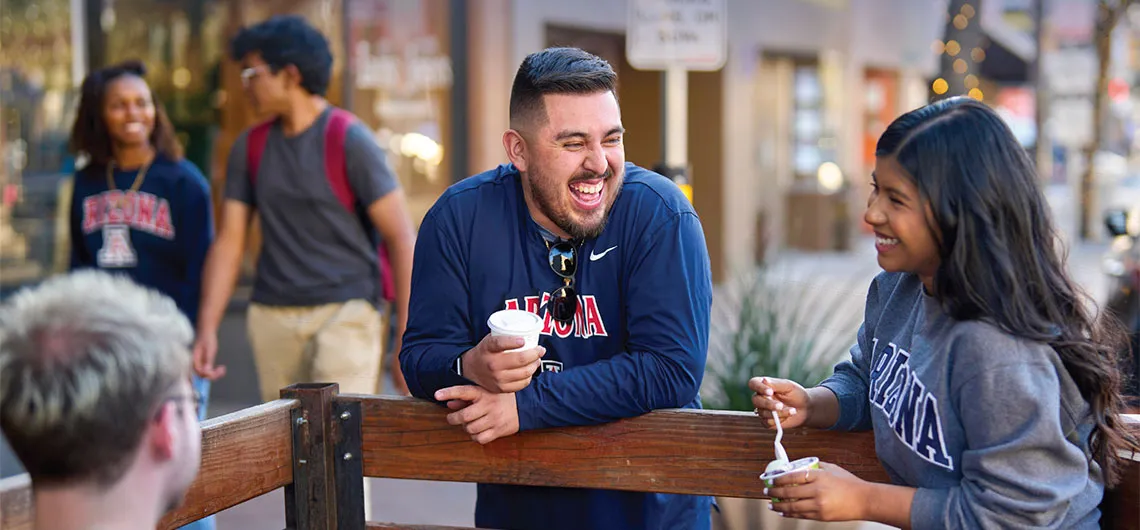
627, 0, 727, 72
627, 0, 727, 204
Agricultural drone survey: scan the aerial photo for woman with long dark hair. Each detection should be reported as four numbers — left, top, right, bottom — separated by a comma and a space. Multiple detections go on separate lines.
750, 97, 1137, 528
68, 59, 215, 530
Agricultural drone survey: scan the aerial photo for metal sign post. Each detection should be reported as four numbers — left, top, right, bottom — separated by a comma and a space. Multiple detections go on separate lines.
627, 0, 727, 203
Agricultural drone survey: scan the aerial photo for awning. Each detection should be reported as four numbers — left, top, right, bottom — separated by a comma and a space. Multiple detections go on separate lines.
979, 5, 1035, 83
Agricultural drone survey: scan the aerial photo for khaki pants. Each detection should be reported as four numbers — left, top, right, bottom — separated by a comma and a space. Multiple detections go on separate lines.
248, 299, 385, 520
247, 299, 386, 403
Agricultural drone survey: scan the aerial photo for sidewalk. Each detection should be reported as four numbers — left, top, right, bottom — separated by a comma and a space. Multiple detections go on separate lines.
741, 181, 1116, 308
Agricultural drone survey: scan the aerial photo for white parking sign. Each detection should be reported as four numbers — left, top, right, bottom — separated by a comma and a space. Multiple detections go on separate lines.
627, 0, 727, 71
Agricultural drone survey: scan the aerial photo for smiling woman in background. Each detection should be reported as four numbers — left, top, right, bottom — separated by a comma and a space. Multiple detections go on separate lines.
66, 59, 215, 530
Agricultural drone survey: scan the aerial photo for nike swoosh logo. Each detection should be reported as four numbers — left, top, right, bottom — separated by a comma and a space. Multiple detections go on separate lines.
590, 246, 618, 261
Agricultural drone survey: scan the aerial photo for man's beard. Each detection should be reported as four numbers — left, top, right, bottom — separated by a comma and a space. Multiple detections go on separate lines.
527, 167, 622, 240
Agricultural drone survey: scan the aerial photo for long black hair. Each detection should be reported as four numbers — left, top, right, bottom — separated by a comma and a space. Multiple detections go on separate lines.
68, 60, 182, 169
875, 96, 1137, 485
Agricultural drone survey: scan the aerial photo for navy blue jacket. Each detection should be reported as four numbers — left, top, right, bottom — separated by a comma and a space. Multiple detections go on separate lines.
400, 162, 713, 530
70, 155, 214, 329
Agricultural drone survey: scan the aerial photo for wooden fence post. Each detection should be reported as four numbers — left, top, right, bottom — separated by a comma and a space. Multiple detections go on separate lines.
282, 383, 340, 530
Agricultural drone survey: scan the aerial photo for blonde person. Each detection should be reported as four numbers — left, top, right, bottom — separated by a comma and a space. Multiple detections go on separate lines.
0, 271, 202, 530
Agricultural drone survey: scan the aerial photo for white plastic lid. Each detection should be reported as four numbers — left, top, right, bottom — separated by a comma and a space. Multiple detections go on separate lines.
487, 309, 543, 335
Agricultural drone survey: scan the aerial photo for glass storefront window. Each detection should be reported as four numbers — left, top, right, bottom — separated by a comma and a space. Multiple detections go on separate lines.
347, 0, 452, 224
1, 0, 80, 292
792, 64, 823, 179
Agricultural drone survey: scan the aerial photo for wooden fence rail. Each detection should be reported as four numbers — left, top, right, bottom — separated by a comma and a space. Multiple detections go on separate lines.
1, 383, 1136, 530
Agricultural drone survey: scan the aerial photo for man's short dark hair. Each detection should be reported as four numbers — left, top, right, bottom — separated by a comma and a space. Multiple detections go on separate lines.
509, 47, 618, 131
230, 15, 333, 97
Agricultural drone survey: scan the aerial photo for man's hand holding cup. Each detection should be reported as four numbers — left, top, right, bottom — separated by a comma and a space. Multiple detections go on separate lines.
461, 310, 546, 393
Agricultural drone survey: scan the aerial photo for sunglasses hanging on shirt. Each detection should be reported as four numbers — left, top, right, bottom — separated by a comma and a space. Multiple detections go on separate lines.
546, 239, 579, 323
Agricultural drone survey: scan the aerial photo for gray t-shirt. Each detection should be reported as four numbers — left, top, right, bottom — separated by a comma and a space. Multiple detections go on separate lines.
822, 272, 1103, 529
225, 107, 398, 307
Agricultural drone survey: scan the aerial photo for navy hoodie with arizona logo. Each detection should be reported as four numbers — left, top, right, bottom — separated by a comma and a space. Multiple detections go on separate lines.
400, 162, 713, 530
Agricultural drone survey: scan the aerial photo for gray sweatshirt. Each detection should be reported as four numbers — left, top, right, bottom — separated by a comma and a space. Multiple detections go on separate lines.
821, 272, 1103, 529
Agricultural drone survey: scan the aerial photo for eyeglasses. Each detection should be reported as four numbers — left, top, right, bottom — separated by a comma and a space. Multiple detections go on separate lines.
240, 65, 268, 87
546, 240, 579, 323
157, 389, 202, 419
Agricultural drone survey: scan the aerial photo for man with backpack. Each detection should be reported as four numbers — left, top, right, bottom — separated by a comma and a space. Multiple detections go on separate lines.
192, 15, 416, 400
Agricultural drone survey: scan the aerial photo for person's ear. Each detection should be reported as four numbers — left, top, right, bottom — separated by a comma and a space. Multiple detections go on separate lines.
149, 403, 177, 460
503, 129, 529, 172
282, 64, 302, 89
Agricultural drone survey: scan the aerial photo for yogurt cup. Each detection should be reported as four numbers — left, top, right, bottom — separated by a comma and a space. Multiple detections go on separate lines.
760, 456, 820, 501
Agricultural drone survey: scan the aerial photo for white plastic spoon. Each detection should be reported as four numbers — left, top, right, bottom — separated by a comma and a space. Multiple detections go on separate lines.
766, 410, 791, 473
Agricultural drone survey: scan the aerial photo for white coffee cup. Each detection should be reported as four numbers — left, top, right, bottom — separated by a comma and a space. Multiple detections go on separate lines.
487, 309, 544, 353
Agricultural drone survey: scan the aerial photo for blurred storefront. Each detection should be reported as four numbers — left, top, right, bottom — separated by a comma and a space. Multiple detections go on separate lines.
346, 0, 455, 223
2, 0, 80, 290
0, 0, 462, 293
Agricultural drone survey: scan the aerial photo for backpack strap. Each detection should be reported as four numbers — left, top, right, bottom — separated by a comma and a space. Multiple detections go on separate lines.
323, 108, 396, 303
324, 108, 356, 212
246, 119, 274, 189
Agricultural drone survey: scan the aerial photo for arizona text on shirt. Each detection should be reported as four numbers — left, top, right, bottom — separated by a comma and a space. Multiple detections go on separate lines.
82, 190, 175, 239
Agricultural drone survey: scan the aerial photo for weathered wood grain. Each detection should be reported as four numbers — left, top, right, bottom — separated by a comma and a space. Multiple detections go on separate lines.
347, 395, 887, 499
